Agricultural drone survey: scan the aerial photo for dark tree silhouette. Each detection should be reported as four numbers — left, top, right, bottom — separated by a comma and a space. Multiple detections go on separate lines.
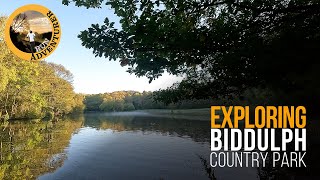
62, 0, 320, 115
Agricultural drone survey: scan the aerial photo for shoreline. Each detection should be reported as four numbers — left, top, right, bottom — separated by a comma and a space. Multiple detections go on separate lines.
84, 108, 211, 121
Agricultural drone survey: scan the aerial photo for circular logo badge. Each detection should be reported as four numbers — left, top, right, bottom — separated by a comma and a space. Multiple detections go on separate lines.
5, 4, 61, 61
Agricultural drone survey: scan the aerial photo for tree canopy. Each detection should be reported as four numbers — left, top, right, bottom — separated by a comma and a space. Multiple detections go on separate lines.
0, 16, 85, 120
83, 91, 215, 112
62, 0, 320, 110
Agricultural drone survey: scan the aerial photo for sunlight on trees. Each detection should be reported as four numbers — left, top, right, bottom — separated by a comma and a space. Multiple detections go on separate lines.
0, 16, 84, 120
84, 91, 215, 112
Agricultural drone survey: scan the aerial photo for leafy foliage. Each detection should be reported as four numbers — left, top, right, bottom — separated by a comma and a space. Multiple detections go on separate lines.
84, 90, 216, 112
85, 91, 164, 112
0, 16, 85, 119
63, 0, 320, 109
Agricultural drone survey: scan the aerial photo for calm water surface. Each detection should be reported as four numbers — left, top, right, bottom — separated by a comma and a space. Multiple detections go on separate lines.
0, 112, 258, 180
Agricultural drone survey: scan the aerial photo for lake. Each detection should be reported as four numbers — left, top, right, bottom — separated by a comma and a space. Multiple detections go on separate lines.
0, 111, 258, 180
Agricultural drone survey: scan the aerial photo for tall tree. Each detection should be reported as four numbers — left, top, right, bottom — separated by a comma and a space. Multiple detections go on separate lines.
62, 0, 320, 107
1, 16, 84, 119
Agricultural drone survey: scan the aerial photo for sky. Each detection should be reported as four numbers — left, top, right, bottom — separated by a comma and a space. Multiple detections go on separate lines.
14, 11, 52, 33
0, 0, 182, 94
25, 11, 52, 33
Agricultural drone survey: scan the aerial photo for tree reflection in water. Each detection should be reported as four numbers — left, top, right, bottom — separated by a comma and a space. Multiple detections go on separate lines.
0, 117, 83, 179
0, 113, 211, 179
84, 113, 210, 143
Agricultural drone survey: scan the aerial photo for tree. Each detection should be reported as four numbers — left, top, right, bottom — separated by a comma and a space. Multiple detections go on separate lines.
11, 13, 29, 33
123, 102, 135, 111
62, 0, 320, 110
1, 16, 84, 119
72, 94, 86, 113
37, 62, 77, 116
84, 94, 104, 111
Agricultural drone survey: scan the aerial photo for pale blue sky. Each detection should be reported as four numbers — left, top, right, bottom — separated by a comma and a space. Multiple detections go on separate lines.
0, 0, 181, 94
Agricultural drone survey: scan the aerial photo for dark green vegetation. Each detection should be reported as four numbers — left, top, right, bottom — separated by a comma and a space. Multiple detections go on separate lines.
1, 17, 85, 121
62, 0, 320, 116
84, 91, 214, 112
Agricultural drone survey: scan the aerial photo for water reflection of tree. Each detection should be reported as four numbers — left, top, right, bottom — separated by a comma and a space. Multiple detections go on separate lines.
84, 114, 210, 143
0, 118, 83, 179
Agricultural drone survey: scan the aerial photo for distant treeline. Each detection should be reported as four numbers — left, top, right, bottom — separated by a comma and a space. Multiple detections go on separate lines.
84, 91, 215, 112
